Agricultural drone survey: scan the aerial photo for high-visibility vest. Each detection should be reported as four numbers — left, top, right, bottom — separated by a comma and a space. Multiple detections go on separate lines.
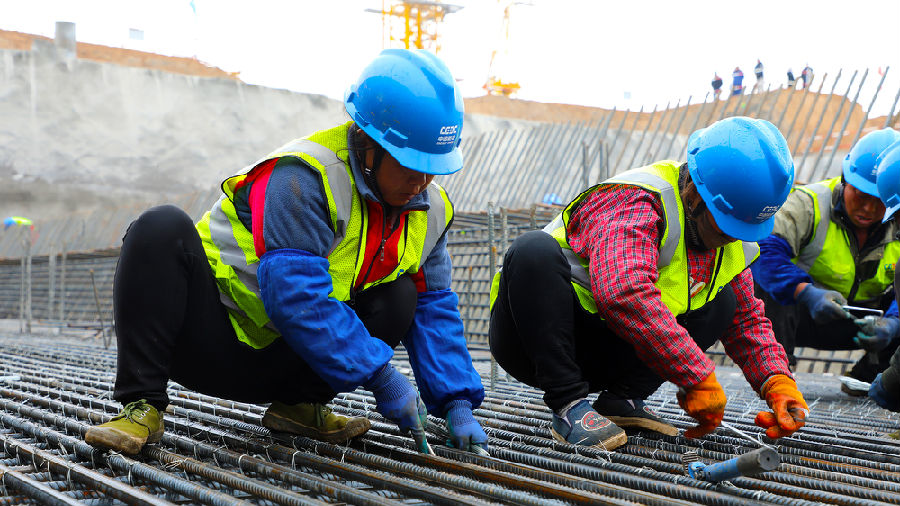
196, 121, 454, 348
491, 161, 759, 317
792, 177, 900, 304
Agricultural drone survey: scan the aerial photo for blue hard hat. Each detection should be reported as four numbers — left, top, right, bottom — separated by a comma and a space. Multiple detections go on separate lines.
345, 49, 464, 175
875, 139, 900, 222
687, 117, 794, 242
843, 128, 900, 197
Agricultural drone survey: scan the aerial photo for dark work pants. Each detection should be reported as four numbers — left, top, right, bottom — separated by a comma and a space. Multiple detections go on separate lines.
755, 283, 900, 382
113, 205, 417, 410
489, 231, 736, 411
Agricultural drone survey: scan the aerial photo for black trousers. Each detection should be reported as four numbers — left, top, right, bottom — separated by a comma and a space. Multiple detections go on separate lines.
113, 205, 417, 410
755, 283, 899, 382
489, 231, 735, 411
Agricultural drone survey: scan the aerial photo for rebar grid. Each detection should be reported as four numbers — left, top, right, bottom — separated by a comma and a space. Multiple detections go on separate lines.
1, 335, 899, 505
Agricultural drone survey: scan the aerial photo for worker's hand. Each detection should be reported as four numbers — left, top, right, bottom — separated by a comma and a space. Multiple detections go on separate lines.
755, 374, 808, 438
853, 317, 900, 353
444, 399, 489, 454
366, 364, 428, 437
795, 284, 851, 324
677, 372, 726, 439
869, 374, 900, 412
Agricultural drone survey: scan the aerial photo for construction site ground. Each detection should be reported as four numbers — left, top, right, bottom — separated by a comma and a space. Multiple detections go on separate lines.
1, 330, 898, 505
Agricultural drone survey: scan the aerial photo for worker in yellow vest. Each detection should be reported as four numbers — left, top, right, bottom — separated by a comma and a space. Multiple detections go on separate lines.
85, 49, 487, 456
753, 129, 900, 395
869, 140, 900, 428
489, 117, 806, 450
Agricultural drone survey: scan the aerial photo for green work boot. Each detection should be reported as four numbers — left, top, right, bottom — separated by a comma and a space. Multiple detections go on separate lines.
262, 401, 371, 443
889, 430, 900, 440
85, 399, 163, 455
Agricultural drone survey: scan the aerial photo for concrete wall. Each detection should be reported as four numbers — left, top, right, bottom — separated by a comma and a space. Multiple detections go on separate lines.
0, 39, 523, 227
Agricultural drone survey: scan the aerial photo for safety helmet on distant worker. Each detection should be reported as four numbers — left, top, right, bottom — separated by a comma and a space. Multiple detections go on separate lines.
842, 128, 900, 197
875, 139, 900, 222
686, 116, 794, 242
344, 48, 464, 175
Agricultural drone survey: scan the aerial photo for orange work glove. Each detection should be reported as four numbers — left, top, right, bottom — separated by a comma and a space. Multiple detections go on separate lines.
676, 372, 727, 439
754, 374, 809, 439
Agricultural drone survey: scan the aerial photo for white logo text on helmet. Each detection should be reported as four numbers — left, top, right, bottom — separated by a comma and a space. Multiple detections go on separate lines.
437, 124, 458, 145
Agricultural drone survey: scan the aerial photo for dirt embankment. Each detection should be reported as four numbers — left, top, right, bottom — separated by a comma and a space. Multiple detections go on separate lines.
466, 92, 898, 153
0, 28, 237, 80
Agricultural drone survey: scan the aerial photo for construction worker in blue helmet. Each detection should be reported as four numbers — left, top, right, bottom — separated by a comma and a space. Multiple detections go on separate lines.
489, 116, 806, 450
753, 128, 900, 396
85, 49, 487, 456
868, 139, 900, 431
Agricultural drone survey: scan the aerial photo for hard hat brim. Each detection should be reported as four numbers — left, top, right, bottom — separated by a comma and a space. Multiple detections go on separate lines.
695, 183, 776, 242
356, 120, 463, 175
842, 171, 880, 198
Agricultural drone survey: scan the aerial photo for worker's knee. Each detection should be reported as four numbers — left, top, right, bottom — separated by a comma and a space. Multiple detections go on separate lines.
504, 231, 566, 275
123, 205, 195, 248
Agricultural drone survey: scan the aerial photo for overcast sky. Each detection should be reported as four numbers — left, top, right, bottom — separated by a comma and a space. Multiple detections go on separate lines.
3, 0, 900, 115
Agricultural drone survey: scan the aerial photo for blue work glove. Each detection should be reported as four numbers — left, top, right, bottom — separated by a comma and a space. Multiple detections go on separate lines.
444, 399, 488, 454
795, 284, 850, 324
869, 374, 900, 412
853, 317, 900, 353
365, 364, 430, 453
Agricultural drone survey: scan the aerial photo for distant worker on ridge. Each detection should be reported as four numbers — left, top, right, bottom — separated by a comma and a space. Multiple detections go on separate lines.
732, 66, 745, 96
753, 129, 900, 396
801, 65, 814, 89
489, 117, 807, 450
753, 59, 765, 93
787, 68, 797, 89
711, 73, 723, 99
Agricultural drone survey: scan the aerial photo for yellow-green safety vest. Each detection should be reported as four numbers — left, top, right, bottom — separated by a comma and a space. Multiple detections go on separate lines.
196, 121, 455, 349
491, 161, 759, 317
793, 177, 900, 304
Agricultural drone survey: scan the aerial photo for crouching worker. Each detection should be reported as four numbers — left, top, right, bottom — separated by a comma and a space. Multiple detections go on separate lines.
753, 129, 900, 394
869, 141, 900, 433
489, 117, 808, 450
85, 49, 487, 455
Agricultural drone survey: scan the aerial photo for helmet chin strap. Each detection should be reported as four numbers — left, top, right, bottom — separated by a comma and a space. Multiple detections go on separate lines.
363, 142, 389, 206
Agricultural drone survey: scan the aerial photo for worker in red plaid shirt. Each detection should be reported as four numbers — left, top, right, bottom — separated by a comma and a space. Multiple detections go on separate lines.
489, 117, 808, 450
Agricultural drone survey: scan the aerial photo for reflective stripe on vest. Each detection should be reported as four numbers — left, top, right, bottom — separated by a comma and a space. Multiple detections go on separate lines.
524, 161, 757, 317
198, 122, 452, 348
793, 177, 900, 302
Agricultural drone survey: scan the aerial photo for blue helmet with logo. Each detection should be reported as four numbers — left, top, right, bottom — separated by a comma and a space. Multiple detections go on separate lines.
875, 139, 900, 222
345, 49, 464, 175
843, 128, 900, 197
687, 117, 794, 242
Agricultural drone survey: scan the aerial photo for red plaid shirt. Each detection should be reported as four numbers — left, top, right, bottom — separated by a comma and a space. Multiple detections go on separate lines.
567, 185, 791, 391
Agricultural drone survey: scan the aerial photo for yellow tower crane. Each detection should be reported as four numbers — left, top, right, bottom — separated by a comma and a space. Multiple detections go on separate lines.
484, 0, 529, 97
368, 1, 463, 53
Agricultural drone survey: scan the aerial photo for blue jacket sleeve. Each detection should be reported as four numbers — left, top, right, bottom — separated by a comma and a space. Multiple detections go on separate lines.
887, 300, 898, 318
751, 235, 813, 305
402, 288, 485, 415
257, 249, 393, 392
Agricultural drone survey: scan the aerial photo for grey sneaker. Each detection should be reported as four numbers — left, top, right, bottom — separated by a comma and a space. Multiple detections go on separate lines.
593, 393, 678, 436
550, 399, 627, 450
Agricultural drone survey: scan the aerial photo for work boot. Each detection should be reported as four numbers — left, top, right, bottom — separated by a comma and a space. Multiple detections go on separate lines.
85, 399, 163, 455
550, 399, 627, 450
593, 392, 678, 437
261, 401, 370, 443
889, 430, 899, 440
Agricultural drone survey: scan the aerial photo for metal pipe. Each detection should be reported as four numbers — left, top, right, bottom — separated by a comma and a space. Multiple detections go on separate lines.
809, 70, 861, 181
847, 67, 890, 153
798, 70, 844, 181
642, 101, 674, 164
612, 106, 643, 172
625, 104, 658, 170
822, 68, 870, 177
659, 95, 692, 160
